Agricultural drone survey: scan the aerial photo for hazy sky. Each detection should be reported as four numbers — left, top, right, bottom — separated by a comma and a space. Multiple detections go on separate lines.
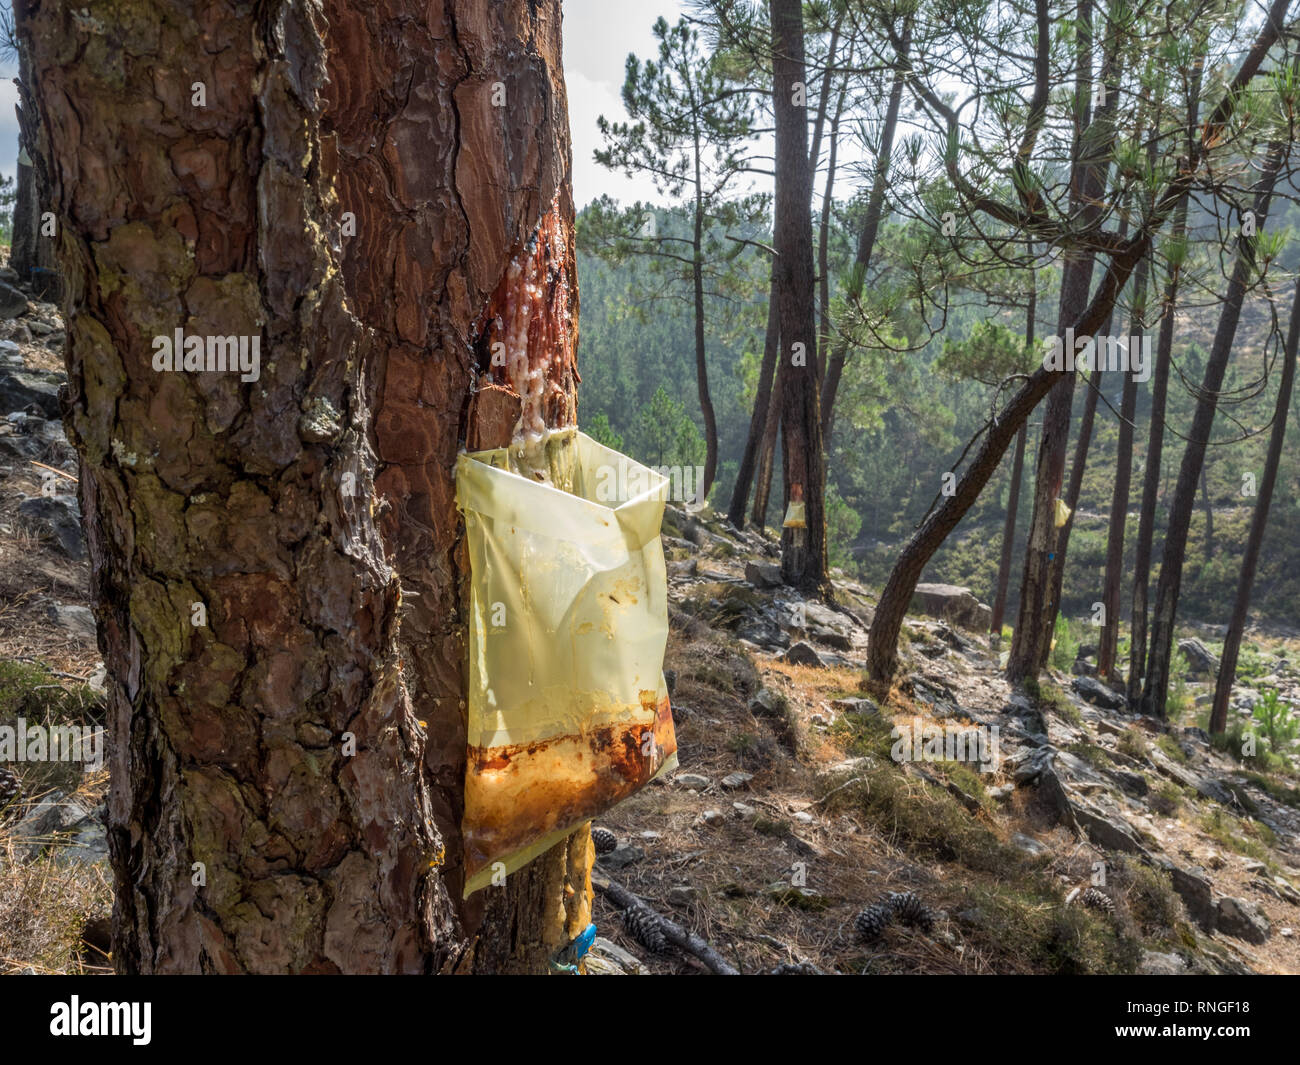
564, 0, 689, 206
0, 2, 689, 196
0, 39, 16, 182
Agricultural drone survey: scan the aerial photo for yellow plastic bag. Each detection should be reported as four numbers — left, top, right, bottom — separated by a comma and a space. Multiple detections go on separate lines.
1053, 497, 1072, 528
456, 428, 678, 896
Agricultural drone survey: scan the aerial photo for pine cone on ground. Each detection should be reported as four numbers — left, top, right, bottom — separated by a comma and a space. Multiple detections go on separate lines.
622, 903, 667, 953
1079, 886, 1115, 915
591, 825, 618, 855
887, 890, 937, 933
854, 903, 893, 941
769, 961, 823, 975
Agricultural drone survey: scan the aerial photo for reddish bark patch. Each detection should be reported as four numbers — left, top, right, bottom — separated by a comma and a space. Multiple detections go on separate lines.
473, 202, 578, 437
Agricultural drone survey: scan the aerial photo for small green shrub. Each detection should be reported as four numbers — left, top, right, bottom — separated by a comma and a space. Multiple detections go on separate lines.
1051, 616, 1080, 672
1252, 688, 1298, 751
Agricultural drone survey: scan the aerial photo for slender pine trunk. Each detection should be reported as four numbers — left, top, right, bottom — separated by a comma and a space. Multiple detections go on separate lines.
1210, 277, 1300, 733
1141, 141, 1286, 718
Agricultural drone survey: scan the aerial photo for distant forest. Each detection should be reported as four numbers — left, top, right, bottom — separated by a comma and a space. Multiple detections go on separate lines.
576, 195, 1300, 629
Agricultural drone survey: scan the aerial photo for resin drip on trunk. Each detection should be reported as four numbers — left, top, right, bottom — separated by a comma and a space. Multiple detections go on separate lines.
473, 198, 578, 477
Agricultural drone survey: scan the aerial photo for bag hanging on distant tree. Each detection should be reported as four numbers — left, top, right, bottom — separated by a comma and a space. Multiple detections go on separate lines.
456, 428, 677, 896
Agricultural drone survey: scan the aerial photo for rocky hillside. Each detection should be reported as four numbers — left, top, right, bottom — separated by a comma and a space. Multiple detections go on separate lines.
586, 505, 1300, 975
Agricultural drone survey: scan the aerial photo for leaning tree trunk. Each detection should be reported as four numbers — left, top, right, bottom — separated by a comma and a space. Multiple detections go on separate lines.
1210, 277, 1300, 734
772, 0, 827, 591
21, 0, 590, 974
864, 259, 1142, 685
1141, 141, 1286, 719
866, 0, 1288, 687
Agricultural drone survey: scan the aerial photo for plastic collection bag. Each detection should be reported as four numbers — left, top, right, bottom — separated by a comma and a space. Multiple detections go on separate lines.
456, 428, 678, 896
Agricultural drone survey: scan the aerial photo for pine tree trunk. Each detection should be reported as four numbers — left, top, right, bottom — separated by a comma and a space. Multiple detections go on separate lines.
1128, 64, 1204, 705
1141, 142, 1286, 719
866, 0, 1287, 687
20, 0, 589, 973
751, 346, 783, 530
1007, 1, 1122, 682
729, 269, 779, 527
817, 79, 846, 385
693, 194, 718, 499
1128, 238, 1184, 703
819, 23, 908, 443
809, 14, 842, 391
772, 0, 827, 591
1098, 251, 1150, 681
1006, 264, 1091, 682
1200, 464, 1214, 563
990, 284, 1036, 639
1210, 277, 1300, 734
1037, 361, 1101, 671
991, 423, 1028, 641
1039, 205, 1125, 670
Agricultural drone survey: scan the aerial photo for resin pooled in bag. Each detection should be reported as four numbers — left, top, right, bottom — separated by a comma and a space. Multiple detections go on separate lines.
456, 428, 677, 896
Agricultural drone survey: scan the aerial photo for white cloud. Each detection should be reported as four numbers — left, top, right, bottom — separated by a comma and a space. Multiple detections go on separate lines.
562, 0, 686, 209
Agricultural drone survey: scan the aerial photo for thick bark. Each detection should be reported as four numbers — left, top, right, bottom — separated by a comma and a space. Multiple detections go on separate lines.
1098, 251, 1150, 681
772, 0, 826, 590
1141, 142, 1286, 719
1210, 277, 1300, 734
21, 0, 588, 973
729, 269, 779, 527
819, 23, 909, 443
990, 286, 1036, 638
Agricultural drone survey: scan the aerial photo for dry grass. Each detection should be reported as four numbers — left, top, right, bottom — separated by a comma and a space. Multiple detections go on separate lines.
0, 772, 111, 974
